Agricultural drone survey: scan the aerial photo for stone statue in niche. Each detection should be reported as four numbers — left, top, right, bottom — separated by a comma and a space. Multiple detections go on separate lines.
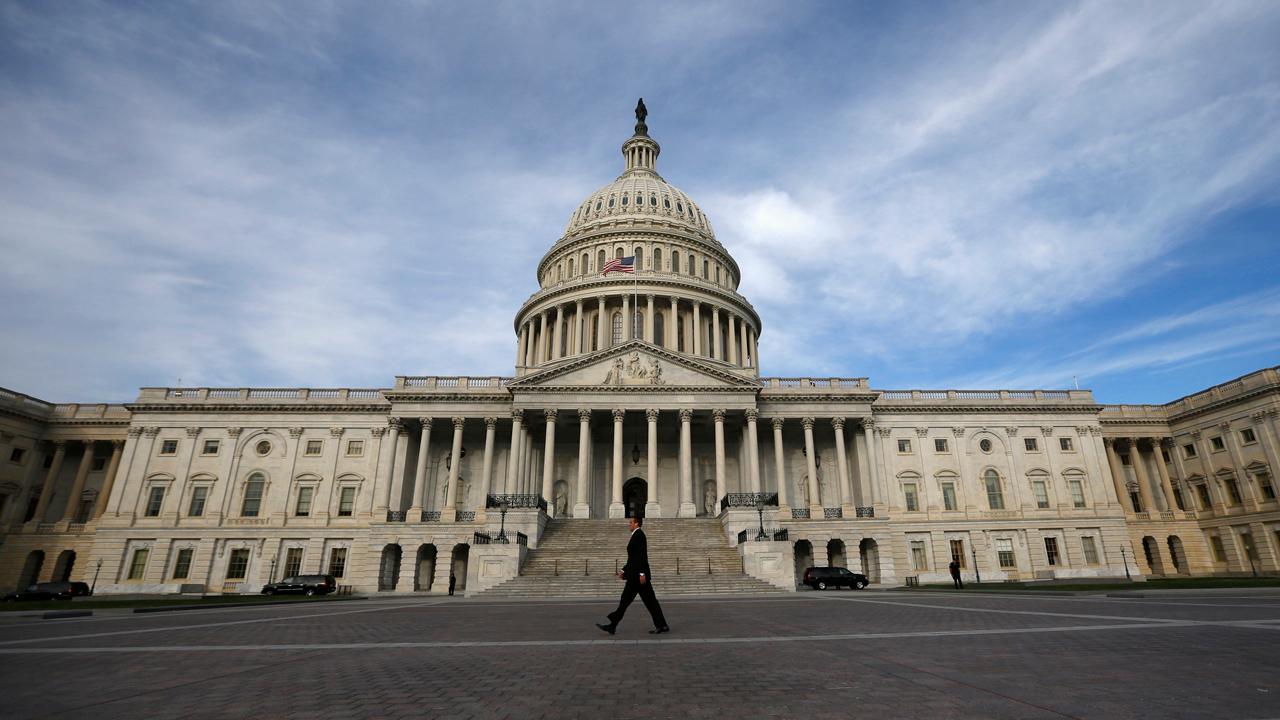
599, 352, 666, 386
703, 481, 717, 516
795, 475, 809, 507
553, 481, 569, 518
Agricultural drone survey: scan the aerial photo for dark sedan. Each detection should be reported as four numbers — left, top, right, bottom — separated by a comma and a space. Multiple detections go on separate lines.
3, 581, 91, 601
260, 574, 337, 596
803, 566, 869, 590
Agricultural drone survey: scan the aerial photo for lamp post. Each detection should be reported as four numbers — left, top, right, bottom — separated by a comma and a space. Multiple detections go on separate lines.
90, 559, 103, 596
755, 496, 767, 541
970, 546, 981, 585
496, 499, 509, 543
268, 556, 278, 585
1121, 547, 1131, 580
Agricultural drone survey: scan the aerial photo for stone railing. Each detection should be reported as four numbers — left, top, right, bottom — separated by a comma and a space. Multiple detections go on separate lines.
762, 377, 870, 391
395, 376, 512, 391
879, 389, 1093, 403
138, 387, 388, 404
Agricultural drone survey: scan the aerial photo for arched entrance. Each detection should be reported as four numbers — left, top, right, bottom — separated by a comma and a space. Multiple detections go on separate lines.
793, 540, 814, 587
827, 539, 846, 568
378, 544, 402, 591
415, 544, 437, 591
52, 550, 76, 582
1167, 536, 1186, 575
622, 478, 647, 518
18, 551, 44, 589
859, 538, 880, 583
1141, 536, 1166, 576
451, 544, 469, 593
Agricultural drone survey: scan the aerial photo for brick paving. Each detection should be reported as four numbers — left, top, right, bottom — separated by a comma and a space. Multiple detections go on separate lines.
1, 590, 1278, 719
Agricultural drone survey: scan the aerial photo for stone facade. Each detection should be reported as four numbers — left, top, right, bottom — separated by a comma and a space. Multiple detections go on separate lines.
2, 111, 1277, 595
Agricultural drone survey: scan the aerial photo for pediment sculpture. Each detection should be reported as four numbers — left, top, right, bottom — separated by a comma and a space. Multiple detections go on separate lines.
601, 352, 665, 386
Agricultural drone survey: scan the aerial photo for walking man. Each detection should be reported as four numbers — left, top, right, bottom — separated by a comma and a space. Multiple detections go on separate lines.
597, 516, 670, 635
448, 571, 456, 596
949, 559, 963, 590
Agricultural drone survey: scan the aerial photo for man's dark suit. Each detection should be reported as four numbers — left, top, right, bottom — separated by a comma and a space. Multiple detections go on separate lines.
606, 528, 668, 630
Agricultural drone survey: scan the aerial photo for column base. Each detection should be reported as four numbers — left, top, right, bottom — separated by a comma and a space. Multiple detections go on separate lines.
573, 502, 591, 519
440, 507, 457, 523
677, 502, 697, 518
407, 505, 423, 522
644, 501, 662, 518
608, 503, 625, 518
808, 504, 824, 519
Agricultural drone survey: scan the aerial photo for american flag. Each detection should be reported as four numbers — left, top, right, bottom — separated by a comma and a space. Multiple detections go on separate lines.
601, 256, 635, 275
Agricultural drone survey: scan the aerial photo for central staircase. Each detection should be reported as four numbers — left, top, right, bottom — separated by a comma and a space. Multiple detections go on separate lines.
475, 518, 785, 597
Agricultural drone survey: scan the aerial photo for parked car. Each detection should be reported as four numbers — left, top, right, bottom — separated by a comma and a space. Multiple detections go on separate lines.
2, 581, 91, 602
803, 566, 869, 590
260, 574, 337, 596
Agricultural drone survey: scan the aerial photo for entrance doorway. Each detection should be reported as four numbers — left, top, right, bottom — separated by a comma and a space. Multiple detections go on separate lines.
623, 477, 647, 518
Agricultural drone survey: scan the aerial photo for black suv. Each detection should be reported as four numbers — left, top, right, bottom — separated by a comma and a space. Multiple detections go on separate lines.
803, 566, 869, 590
261, 574, 337, 596
3, 581, 92, 602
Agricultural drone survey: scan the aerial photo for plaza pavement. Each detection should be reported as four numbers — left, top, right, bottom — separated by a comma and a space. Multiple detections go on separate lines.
1, 588, 1278, 719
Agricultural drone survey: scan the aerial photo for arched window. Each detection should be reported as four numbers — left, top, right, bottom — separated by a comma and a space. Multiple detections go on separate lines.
634, 247, 644, 270
686, 254, 693, 274
615, 247, 623, 259
653, 247, 663, 271
654, 312, 666, 349
567, 258, 574, 277
611, 312, 623, 345
714, 265, 720, 284
703, 259, 709, 278
984, 470, 1004, 510
242, 473, 266, 517
582, 252, 589, 273
672, 251, 681, 274
556, 264, 562, 282
621, 194, 628, 206
598, 249, 606, 272
608, 196, 615, 208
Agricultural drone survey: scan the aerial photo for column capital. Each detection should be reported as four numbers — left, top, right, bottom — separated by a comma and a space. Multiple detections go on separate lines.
1040, 426, 1054, 437
575, 297, 584, 308
645, 408, 659, 422
876, 426, 892, 438
483, 416, 498, 429
745, 409, 759, 423
226, 426, 243, 438
142, 427, 160, 437
388, 417, 404, 431
679, 408, 693, 423
185, 427, 201, 438
953, 426, 966, 437
771, 417, 785, 431
1190, 428, 1202, 439
511, 408, 525, 422
646, 293, 654, 301
1103, 436, 1115, 448
712, 408, 726, 422
451, 417, 466, 429
579, 408, 593, 423
1160, 436, 1174, 449
596, 295, 606, 303
111, 439, 126, 449
914, 426, 928, 437
1251, 411, 1267, 423
613, 408, 626, 422
329, 426, 345, 438
544, 408, 559, 422
371, 426, 387, 438
127, 427, 145, 438
288, 427, 304, 438
861, 419, 875, 430
1074, 425, 1090, 437
801, 416, 815, 430
1004, 426, 1018, 437
1218, 422, 1232, 433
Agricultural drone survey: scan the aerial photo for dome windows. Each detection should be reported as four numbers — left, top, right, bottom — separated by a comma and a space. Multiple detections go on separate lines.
595, 200, 602, 211
663, 197, 671, 209
676, 201, 684, 213
621, 194, 628, 206
608, 196, 615, 208
650, 194, 657, 206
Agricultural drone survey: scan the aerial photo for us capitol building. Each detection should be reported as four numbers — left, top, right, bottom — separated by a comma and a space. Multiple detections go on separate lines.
2, 105, 1278, 596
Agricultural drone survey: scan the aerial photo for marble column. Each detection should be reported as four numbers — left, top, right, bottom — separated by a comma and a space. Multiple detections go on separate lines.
668, 297, 678, 349
31, 440, 67, 523
376, 418, 402, 516
713, 409, 727, 507
750, 329, 760, 371
443, 417, 464, 521
505, 410, 523, 495
740, 322, 750, 368
622, 294, 631, 342
541, 409, 558, 511
678, 409, 695, 516
92, 440, 125, 519
481, 417, 497, 497
411, 418, 432, 516
646, 295, 655, 343
726, 314, 738, 365
516, 324, 527, 368
692, 302, 702, 356
537, 311, 548, 364
549, 306, 562, 361
746, 409, 761, 493
645, 409, 660, 517
1152, 438, 1178, 512
712, 306, 722, 360
802, 418, 821, 515
610, 408, 625, 517
60, 440, 96, 522
772, 418, 789, 509
832, 418, 852, 512
1103, 438, 1131, 512
574, 299, 585, 355
862, 420, 881, 507
596, 296, 607, 351
1128, 438, 1157, 513
575, 409, 591, 518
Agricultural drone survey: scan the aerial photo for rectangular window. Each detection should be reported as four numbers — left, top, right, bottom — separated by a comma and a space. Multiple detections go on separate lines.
1044, 537, 1060, 566
284, 547, 303, 578
986, 475, 1005, 510
295, 487, 314, 517
910, 541, 928, 571
1081, 536, 1100, 565
346, 440, 364, 457
949, 539, 965, 568
1257, 472, 1276, 501
1024, 438, 1039, 452
996, 538, 1016, 568
1209, 536, 1226, 562
8, 447, 25, 464
897, 439, 911, 454
1059, 437, 1074, 452
1173, 486, 1185, 511
1183, 443, 1197, 458
934, 438, 948, 453
241, 480, 264, 517
145, 486, 166, 517
202, 439, 220, 455
305, 440, 323, 456
188, 486, 208, 517
903, 483, 918, 512
75, 499, 93, 523
91, 456, 107, 472
1224, 478, 1242, 505
1032, 481, 1050, 509
328, 548, 348, 578
941, 482, 957, 511
226, 549, 250, 580
1210, 436, 1225, 452
1196, 483, 1212, 510
1069, 479, 1086, 508
1240, 428, 1257, 444
159, 439, 178, 455
127, 548, 149, 580
172, 548, 193, 579
338, 487, 356, 517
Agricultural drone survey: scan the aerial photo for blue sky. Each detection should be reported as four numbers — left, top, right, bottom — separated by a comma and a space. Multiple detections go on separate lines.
1, 1, 1278, 404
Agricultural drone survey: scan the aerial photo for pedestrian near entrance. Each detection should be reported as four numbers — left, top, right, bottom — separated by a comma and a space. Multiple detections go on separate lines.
597, 516, 670, 635
448, 572, 456, 596
949, 560, 963, 589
